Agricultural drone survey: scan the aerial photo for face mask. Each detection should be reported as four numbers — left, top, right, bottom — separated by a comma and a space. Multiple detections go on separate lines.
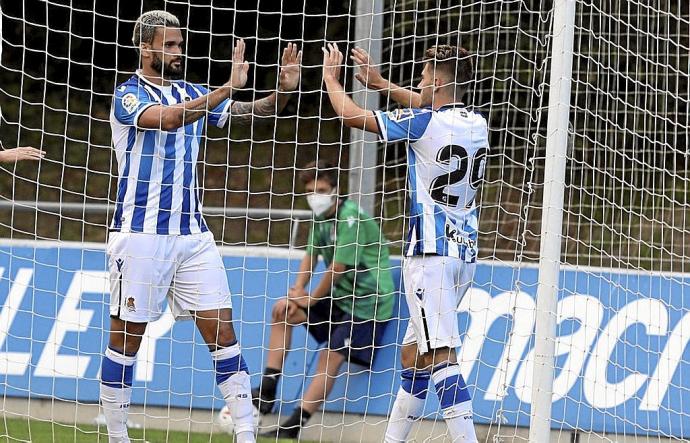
307, 192, 336, 216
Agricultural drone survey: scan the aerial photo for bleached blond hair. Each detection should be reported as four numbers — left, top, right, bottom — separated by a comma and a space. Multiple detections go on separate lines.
132, 10, 180, 51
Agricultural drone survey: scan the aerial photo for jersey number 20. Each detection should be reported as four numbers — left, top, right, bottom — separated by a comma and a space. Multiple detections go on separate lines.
429, 145, 488, 207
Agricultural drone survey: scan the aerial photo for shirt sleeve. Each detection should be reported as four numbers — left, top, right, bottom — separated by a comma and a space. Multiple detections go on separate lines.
373, 108, 433, 143
333, 217, 363, 267
112, 84, 156, 127
193, 84, 232, 128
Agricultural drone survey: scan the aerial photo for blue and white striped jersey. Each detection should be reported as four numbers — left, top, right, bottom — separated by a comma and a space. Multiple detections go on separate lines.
109, 71, 232, 235
375, 104, 489, 261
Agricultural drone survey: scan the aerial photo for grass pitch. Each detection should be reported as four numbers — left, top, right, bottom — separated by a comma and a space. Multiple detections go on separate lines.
0, 416, 305, 442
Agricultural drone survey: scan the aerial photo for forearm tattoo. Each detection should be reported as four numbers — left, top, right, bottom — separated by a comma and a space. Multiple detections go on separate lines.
230, 92, 289, 126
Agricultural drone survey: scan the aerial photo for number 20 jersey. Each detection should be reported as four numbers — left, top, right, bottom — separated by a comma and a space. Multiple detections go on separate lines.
374, 104, 489, 261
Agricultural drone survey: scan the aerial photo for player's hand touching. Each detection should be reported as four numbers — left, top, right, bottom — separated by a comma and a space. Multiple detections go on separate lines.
229, 38, 249, 91
0, 147, 45, 163
322, 42, 344, 83
278, 43, 302, 92
351, 47, 387, 90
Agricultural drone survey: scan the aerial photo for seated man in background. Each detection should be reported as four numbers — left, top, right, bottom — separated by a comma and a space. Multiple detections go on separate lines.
254, 160, 396, 439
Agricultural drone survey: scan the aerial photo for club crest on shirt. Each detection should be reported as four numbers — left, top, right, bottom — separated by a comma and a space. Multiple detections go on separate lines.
386, 108, 415, 122
121, 93, 139, 114
126, 297, 136, 312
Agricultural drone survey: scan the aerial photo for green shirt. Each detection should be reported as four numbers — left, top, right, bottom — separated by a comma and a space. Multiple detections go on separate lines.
305, 199, 395, 321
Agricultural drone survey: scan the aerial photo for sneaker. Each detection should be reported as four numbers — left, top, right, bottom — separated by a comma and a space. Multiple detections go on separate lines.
251, 386, 276, 415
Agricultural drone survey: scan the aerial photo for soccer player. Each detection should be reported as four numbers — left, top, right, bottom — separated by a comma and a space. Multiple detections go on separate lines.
0, 147, 44, 162
322, 43, 488, 442
101, 10, 300, 443
255, 160, 395, 439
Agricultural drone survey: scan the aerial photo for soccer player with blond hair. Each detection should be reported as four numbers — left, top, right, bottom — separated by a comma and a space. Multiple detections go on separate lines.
101, 10, 300, 443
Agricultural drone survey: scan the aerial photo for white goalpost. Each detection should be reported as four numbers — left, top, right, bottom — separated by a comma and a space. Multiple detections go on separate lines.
0, 0, 689, 442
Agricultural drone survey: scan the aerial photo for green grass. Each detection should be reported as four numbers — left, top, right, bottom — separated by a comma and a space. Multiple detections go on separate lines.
0, 417, 302, 443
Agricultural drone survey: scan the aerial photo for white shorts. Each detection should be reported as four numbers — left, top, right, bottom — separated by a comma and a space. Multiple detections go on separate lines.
402, 255, 476, 354
107, 231, 232, 323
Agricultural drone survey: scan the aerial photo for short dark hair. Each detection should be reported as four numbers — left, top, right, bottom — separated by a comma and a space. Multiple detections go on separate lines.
298, 160, 339, 189
424, 45, 474, 96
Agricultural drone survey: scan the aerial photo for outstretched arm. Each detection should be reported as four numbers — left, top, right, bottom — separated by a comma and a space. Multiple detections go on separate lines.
350, 47, 422, 108
229, 43, 302, 126
137, 39, 249, 131
322, 43, 379, 133
0, 147, 44, 163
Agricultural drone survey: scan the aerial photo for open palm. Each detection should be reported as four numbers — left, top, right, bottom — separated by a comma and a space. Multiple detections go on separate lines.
230, 38, 249, 90
279, 43, 302, 92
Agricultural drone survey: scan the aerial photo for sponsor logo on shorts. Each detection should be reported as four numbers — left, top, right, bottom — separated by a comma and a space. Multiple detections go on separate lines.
415, 288, 425, 300
445, 223, 476, 249
126, 297, 136, 312
115, 258, 124, 272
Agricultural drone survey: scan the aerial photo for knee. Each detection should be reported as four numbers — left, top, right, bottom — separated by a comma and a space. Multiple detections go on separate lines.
215, 322, 237, 348
272, 298, 289, 322
110, 321, 147, 356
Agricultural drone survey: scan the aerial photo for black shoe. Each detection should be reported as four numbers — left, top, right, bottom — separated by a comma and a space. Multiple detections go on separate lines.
260, 424, 300, 439
251, 387, 276, 415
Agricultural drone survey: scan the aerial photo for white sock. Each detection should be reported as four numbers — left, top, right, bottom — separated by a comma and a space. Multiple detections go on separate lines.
440, 400, 478, 443
100, 347, 136, 443
431, 363, 478, 443
213, 344, 255, 442
385, 386, 427, 442
218, 372, 255, 441
100, 384, 132, 443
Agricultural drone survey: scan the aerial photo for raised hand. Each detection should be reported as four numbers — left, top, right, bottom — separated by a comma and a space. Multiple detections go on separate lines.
351, 47, 386, 90
278, 43, 302, 92
230, 38, 249, 90
0, 147, 45, 163
322, 42, 344, 82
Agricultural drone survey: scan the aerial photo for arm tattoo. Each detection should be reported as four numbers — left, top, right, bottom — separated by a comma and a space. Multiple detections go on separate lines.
230, 92, 289, 126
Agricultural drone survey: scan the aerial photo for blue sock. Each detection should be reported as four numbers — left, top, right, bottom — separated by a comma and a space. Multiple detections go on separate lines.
211, 342, 255, 436
431, 362, 471, 409
431, 362, 477, 442
211, 342, 249, 385
99, 347, 136, 440
100, 346, 135, 388
400, 368, 430, 399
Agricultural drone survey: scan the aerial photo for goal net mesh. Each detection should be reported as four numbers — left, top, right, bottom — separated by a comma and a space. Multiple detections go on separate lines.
0, 0, 688, 441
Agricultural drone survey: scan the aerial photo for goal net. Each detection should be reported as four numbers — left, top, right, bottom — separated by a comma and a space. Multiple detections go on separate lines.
0, 0, 688, 441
